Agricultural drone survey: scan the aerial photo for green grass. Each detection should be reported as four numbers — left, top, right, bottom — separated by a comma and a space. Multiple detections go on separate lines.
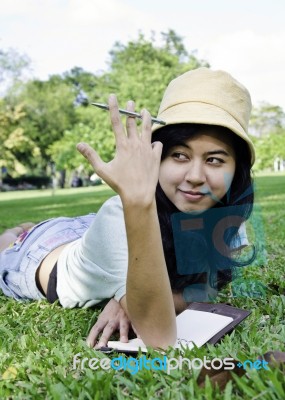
0, 177, 285, 399
0, 185, 116, 230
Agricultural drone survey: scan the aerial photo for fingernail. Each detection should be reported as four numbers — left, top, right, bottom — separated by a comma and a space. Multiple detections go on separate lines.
76, 142, 84, 150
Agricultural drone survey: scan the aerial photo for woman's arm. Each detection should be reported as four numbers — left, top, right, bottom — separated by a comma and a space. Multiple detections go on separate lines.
119, 200, 176, 348
77, 95, 176, 349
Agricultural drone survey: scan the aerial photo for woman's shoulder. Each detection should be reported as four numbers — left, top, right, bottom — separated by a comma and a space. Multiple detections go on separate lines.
91, 195, 126, 236
99, 195, 123, 213
94, 195, 124, 223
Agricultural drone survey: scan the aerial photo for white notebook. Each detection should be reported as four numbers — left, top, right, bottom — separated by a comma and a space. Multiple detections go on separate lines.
107, 309, 233, 352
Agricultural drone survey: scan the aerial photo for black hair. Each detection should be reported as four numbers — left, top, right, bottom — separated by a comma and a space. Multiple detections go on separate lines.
152, 123, 255, 292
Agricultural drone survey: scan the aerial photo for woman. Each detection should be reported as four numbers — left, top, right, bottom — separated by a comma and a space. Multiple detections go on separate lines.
0, 68, 255, 349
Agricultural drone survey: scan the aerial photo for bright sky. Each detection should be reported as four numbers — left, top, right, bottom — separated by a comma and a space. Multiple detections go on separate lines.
1, 0, 285, 110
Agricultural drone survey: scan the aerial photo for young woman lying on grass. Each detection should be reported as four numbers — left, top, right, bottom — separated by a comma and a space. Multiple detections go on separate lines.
0, 68, 255, 350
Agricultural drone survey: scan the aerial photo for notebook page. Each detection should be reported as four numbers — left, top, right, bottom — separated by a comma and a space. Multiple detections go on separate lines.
175, 310, 233, 348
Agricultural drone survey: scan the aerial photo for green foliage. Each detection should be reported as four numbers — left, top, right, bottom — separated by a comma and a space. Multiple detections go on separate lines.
250, 102, 285, 137
18, 78, 78, 165
48, 30, 209, 170
62, 66, 99, 94
249, 102, 285, 172
48, 121, 115, 171
0, 99, 40, 175
3, 31, 285, 175
106, 30, 209, 113
1, 30, 210, 174
0, 48, 31, 88
252, 130, 285, 171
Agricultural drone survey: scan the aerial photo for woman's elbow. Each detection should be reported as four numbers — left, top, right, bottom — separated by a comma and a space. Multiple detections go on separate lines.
140, 326, 177, 350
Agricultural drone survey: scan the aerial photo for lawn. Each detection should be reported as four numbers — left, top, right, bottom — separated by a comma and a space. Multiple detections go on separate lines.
0, 176, 285, 399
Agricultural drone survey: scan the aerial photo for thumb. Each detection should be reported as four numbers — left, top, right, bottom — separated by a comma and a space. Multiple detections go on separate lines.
76, 142, 103, 171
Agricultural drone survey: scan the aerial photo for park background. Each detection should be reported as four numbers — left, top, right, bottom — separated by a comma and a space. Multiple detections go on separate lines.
1, 0, 285, 399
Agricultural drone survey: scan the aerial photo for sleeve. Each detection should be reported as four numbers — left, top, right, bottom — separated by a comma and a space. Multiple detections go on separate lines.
82, 195, 128, 302
57, 195, 128, 308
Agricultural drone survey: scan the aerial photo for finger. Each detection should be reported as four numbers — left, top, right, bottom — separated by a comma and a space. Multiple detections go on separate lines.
86, 322, 106, 348
119, 318, 130, 343
76, 142, 103, 170
141, 108, 152, 143
126, 100, 138, 138
151, 141, 163, 162
108, 94, 126, 146
96, 320, 119, 348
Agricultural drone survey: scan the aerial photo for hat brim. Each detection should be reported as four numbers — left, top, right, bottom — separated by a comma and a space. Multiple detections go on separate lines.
152, 102, 255, 165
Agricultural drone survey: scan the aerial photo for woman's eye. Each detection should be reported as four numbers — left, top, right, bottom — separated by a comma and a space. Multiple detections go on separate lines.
172, 152, 188, 160
207, 157, 225, 164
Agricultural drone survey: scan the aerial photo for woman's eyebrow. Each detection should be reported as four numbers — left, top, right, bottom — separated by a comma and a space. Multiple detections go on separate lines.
173, 144, 231, 157
205, 149, 230, 157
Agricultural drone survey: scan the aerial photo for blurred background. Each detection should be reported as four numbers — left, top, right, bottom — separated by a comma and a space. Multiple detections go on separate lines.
1, 0, 285, 191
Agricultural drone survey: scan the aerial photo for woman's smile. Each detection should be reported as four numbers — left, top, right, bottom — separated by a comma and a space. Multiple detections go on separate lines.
159, 129, 236, 213
177, 189, 207, 201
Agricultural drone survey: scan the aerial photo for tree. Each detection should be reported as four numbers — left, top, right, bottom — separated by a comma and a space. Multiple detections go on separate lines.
250, 102, 285, 137
0, 99, 41, 182
48, 30, 210, 171
105, 30, 209, 114
17, 76, 78, 170
252, 130, 285, 171
1, 31, 209, 176
0, 47, 35, 179
249, 102, 285, 171
0, 48, 31, 95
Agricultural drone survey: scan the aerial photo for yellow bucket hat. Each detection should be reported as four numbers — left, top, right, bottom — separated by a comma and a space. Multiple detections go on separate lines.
152, 68, 255, 165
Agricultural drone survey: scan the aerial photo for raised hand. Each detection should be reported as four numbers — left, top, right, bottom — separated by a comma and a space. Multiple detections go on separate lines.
76, 94, 162, 207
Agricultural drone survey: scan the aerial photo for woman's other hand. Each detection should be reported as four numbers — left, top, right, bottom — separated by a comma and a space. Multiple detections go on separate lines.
86, 298, 133, 348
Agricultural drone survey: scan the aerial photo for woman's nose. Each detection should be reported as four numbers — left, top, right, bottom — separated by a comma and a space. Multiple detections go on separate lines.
184, 161, 206, 185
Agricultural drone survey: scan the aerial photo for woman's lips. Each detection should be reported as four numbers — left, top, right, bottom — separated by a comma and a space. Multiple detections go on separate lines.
178, 189, 207, 201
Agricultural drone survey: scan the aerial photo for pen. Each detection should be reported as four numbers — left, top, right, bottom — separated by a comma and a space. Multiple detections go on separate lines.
91, 102, 166, 126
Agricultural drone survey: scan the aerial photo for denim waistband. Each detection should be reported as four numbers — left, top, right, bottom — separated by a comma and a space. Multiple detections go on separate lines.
0, 214, 95, 300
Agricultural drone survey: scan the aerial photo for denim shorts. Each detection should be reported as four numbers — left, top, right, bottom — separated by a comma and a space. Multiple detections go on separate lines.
0, 215, 95, 301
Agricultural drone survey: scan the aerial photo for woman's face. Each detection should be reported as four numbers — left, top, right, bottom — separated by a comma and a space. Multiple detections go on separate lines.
159, 129, 236, 213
